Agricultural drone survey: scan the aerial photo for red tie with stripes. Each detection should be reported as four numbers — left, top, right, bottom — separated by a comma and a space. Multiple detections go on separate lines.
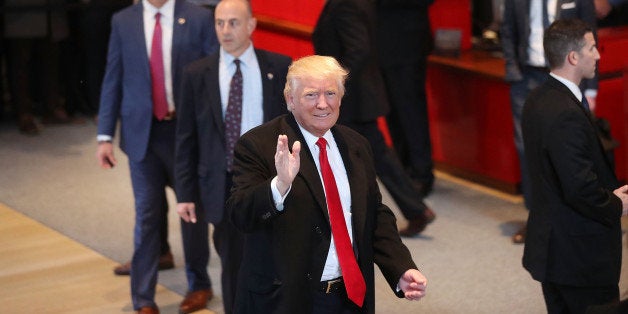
316, 137, 366, 307
150, 13, 168, 120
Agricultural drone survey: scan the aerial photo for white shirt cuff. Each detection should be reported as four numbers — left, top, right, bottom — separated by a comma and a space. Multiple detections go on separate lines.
97, 135, 113, 142
270, 176, 291, 211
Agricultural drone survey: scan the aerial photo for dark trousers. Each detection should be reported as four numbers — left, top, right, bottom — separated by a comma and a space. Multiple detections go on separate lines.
381, 60, 434, 186
5, 38, 62, 118
128, 120, 210, 309
311, 289, 361, 314
341, 120, 428, 220
213, 173, 244, 314
542, 282, 619, 314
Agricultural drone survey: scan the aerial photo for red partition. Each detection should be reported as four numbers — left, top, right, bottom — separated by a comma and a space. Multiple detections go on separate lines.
429, 0, 472, 51
251, 0, 324, 59
426, 52, 519, 192
251, 0, 473, 58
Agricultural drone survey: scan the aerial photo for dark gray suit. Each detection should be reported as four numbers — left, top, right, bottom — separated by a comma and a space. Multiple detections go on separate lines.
175, 48, 291, 313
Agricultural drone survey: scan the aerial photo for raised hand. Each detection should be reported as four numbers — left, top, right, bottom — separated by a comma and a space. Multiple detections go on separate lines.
274, 134, 301, 195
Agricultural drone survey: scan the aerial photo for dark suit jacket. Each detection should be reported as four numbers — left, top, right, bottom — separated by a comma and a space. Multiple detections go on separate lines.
175, 49, 291, 224
226, 114, 417, 314
376, 0, 434, 67
97, 0, 217, 162
521, 76, 622, 287
312, 0, 389, 123
501, 0, 597, 90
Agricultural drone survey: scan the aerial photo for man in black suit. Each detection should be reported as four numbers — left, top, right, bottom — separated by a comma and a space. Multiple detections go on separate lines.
501, 0, 597, 244
226, 55, 427, 314
521, 19, 628, 314
174, 0, 291, 313
376, 0, 435, 197
312, 0, 435, 237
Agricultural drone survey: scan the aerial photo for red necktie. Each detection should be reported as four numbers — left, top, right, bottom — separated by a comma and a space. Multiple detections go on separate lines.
150, 12, 168, 120
316, 137, 366, 307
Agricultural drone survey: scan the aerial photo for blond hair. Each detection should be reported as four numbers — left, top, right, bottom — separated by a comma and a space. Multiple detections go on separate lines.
284, 55, 348, 101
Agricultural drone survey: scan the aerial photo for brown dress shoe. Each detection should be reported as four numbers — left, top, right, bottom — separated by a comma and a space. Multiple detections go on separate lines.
179, 288, 213, 314
113, 252, 175, 276
399, 207, 436, 237
137, 306, 159, 314
512, 226, 526, 244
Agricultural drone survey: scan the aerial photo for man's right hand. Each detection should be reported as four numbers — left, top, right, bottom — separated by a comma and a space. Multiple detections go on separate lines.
177, 202, 197, 223
96, 141, 117, 169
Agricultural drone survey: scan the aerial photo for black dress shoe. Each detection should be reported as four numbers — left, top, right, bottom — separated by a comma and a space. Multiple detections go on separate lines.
399, 207, 436, 237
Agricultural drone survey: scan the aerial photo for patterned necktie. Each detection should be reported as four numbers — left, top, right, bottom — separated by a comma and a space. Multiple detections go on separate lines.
225, 59, 243, 172
150, 13, 168, 121
316, 137, 366, 307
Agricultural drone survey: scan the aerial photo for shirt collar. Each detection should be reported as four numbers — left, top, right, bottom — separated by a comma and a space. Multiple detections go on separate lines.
143, 0, 175, 20
550, 72, 583, 102
297, 124, 334, 151
220, 42, 255, 68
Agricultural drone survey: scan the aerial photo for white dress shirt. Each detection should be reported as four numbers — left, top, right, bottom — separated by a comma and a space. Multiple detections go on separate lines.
219, 44, 264, 135
97, 0, 176, 142
143, 0, 175, 112
271, 126, 354, 281
550, 72, 584, 102
528, 0, 557, 67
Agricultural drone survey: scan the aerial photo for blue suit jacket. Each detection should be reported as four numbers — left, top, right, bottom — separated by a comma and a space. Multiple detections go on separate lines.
97, 0, 218, 162
174, 49, 291, 224
501, 0, 597, 90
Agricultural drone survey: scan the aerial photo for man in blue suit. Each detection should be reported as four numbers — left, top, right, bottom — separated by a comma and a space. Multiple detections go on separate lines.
95, 0, 218, 313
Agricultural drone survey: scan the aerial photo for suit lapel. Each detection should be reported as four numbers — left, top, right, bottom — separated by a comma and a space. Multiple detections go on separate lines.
333, 127, 367, 244
285, 116, 329, 221
548, 77, 613, 167
285, 116, 367, 244
256, 50, 272, 122
256, 49, 283, 123
130, 4, 150, 80
205, 55, 225, 138
171, 0, 184, 93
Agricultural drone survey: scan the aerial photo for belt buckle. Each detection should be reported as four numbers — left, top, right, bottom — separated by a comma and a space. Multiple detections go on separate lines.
325, 278, 342, 294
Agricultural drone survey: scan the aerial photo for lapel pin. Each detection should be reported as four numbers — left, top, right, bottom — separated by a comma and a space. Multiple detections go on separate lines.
178, 18, 186, 25
267, 73, 274, 80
